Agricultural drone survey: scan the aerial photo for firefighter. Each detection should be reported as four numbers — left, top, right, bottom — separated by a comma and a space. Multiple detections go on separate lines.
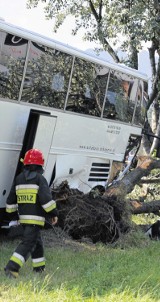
4, 149, 58, 278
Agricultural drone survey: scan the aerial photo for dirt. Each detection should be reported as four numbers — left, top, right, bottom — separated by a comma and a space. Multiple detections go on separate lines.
41, 227, 97, 251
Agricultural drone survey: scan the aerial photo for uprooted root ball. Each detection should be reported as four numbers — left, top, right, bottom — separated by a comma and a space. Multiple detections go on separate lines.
51, 181, 131, 244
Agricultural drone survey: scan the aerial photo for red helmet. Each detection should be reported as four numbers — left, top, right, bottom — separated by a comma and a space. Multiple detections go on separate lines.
23, 149, 44, 166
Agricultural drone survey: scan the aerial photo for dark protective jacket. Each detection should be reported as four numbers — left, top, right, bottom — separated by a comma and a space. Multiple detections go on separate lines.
6, 168, 57, 227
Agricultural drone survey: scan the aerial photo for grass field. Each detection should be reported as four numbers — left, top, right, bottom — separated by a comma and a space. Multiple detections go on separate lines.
1, 226, 160, 302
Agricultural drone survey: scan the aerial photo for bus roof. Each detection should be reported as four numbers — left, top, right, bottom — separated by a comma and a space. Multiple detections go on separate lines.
0, 19, 148, 81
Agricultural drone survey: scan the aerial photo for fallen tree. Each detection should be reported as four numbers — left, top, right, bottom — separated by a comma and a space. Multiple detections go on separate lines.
130, 199, 160, 215
103, 156, 160, 216
51, 156, 160, 244
6, 156, 158, 243
103, 156, 160, 198
52, 182, 131, 244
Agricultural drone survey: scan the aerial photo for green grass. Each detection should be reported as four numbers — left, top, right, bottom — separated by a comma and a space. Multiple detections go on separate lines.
1, 230, 160, 302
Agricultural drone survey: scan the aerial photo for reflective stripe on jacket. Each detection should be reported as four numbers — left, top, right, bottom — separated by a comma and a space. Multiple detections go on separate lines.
6, 169, 57, 226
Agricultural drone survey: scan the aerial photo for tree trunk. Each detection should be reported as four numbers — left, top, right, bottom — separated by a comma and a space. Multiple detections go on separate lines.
128, 42, 138, 69
130, 199, 160, 215
103, 156, 160, 198
102, 155, 160, 217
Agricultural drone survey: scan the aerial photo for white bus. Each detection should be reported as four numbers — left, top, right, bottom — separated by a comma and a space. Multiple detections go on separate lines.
0, 19, 148, 224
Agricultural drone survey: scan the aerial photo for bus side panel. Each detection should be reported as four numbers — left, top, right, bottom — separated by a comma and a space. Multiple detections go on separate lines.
50, 112, 142, 161
52, 154, 111, 194
46, 112, 142, 193
0, 101, 29, 210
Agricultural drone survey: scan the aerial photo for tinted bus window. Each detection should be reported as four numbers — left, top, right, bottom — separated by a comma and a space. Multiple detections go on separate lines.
133, 80, 148, 126
0, 31, 27, 100
21, 42, 73, 109
103, 70, 138, 123
66, 58, 109, 117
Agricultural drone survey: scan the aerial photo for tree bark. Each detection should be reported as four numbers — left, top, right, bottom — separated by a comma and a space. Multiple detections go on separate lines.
140, 178, 160, 184
102, 155, 160, 217
130, 199, 160, 215
103, 156, 160, 198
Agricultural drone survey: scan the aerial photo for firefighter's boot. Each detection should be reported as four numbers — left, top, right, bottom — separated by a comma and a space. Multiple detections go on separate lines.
4, 267, 19, 278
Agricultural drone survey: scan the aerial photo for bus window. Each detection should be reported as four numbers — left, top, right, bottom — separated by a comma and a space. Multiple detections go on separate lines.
0, 31, 28, 101
133, 80, 148, 126
21, 42, 73, 109
103, 70, 138, 123
66, 58, 109, 116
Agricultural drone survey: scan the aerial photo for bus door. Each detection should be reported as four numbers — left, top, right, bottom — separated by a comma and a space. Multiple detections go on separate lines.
15, 110, 57, 183
32, 113, 57, 184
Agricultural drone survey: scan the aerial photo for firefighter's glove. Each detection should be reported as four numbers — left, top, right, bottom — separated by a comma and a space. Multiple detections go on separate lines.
51, 216, 58, 225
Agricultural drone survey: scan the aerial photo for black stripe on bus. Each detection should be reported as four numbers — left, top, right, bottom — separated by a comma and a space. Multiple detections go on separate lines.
88, 178, 108, 182
89, 173, 109, 177
90, 168, 110, 172
92, 163, 110, 167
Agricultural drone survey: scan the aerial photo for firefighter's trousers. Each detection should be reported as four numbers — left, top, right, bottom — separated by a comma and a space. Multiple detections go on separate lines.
5, 225, 45, 273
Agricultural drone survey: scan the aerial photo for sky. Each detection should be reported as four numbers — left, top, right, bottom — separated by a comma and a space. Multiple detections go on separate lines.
0, 0, 98, 51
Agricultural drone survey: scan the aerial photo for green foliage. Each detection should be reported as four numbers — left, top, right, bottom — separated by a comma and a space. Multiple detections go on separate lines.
0, 58, 25, 100
21, 49, 72, 107
26, 1, 160, 57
